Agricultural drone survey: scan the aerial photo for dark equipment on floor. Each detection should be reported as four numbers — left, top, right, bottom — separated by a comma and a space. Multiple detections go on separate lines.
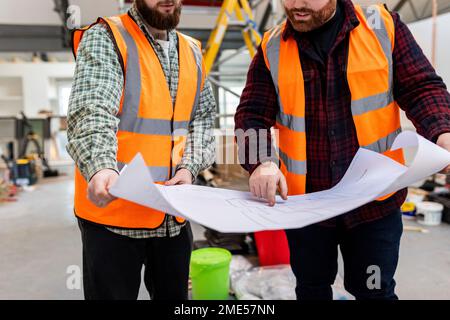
1, 141, 37, 186
18, 112, 59, 178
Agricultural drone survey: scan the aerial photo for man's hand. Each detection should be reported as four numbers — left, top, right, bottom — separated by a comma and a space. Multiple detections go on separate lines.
437, 132, 450, 174
165, 168, 193, 186
249, 161, 288, 206
87, 169, 118, 208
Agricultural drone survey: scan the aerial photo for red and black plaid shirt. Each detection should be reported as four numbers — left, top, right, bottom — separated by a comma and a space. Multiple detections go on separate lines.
235, 0, 450, 229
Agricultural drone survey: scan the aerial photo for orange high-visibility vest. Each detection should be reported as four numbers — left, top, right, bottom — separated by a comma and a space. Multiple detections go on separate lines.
72, 14, 205, 229
261, 4, 404, 200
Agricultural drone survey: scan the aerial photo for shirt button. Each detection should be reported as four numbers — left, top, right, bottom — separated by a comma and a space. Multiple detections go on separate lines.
331, 160, 337, 166
330, 129, 336, 136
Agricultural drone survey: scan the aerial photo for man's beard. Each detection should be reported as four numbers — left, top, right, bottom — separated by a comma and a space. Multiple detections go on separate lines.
135, 0, 181, 30
285, 0, 336, 33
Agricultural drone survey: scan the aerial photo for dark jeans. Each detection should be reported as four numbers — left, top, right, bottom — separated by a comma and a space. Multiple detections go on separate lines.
285, 209, 403, 300
77, 218, 193, 300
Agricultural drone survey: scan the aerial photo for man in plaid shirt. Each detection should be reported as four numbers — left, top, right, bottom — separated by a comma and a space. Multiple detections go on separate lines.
67, 0, 215, 299
235, 0, 450, 300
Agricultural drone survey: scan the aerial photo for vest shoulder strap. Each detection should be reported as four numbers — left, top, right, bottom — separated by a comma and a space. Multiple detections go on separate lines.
354, 4, 395, 50
261, 21, 286, 70
177, 32, 206, 91
177, 32, 202, 51
71, 15, 129, 74
71, 18, 103, 59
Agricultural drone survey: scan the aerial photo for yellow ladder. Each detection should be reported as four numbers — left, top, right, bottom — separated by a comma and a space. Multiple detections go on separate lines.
203, 0, 262, 74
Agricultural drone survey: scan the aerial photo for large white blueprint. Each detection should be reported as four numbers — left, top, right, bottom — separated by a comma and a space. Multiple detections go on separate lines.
109, 132, 450, 233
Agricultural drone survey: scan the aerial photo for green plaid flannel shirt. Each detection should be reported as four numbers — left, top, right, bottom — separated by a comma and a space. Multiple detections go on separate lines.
67, 5, 216, 238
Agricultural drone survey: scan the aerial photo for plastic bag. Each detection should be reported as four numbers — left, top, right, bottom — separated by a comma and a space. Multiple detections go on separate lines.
231, 264, 354, 300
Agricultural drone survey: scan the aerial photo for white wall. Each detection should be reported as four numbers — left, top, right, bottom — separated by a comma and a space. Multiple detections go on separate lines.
408, 12, 450, 86
0, 0, 61, 25
0, 63, 75, 116
399, 13, 450, 130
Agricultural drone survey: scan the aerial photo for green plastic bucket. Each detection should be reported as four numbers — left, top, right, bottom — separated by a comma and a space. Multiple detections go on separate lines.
190, 247, 232, 300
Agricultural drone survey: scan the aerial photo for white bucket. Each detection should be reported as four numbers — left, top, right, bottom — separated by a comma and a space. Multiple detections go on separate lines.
416, 201, 444, 226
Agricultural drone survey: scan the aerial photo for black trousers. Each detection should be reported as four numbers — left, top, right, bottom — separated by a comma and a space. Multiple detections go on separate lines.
77, 218, 193, 300
285, 209, 403, 300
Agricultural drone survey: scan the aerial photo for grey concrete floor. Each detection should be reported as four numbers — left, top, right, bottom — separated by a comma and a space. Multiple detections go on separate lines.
0, 174, 449, 300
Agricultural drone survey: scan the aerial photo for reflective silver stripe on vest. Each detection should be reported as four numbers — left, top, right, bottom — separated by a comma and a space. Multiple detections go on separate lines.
362, 128, 401, 154
351, 6, 394, 116
118, 118, 189, 136
265, 26, 282, 100
351, 91, 394, 116
276, 113, 306, 132
182, 35, 203, 121
117, 162, 176, 181
278, 149, 307, 175
108, 17, 142, 134
265, 25, 306, 133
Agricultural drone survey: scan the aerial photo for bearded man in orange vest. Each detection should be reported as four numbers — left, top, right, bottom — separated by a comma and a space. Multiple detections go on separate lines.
235, 0, 450, 300
67, 0, 216, 300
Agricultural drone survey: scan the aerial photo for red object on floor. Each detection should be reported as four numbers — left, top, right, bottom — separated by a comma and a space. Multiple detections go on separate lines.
254, 230, 290, 266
